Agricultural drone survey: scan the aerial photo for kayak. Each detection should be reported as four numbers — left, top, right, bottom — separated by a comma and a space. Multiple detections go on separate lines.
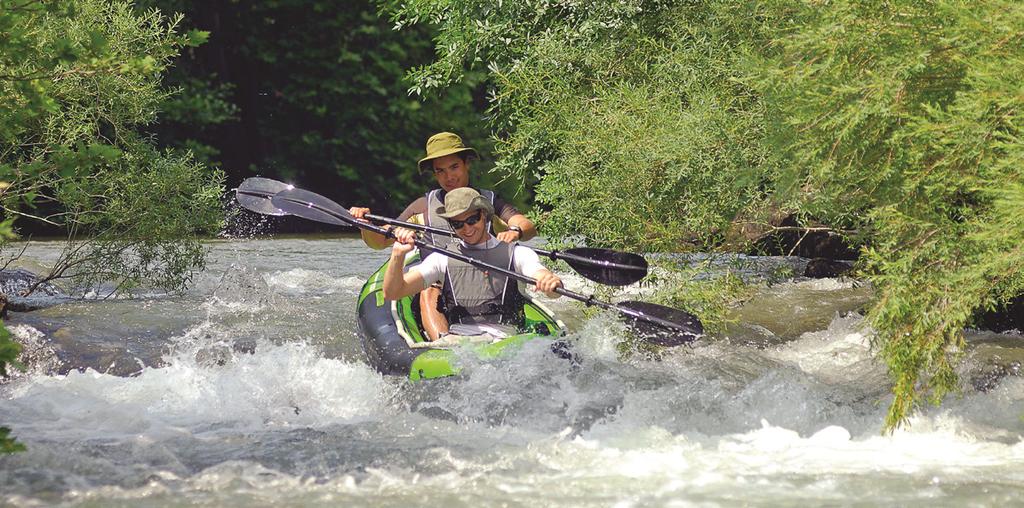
356, 250, 566, 380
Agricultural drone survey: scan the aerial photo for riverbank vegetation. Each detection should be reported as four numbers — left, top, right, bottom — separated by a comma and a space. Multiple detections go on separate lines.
0, 1, 223, 291
383, 0, 1023, 430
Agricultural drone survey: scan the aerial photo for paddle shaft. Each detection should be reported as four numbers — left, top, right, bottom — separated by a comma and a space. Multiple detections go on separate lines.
281, 197, 690, 334
238, 180, 699, 341
364, 213, 645, 273
238, 181, 645, 275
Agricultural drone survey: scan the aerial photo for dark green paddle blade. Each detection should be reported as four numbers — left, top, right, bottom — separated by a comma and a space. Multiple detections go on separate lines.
270, 190, 352, 227
618, 300, 703, 346
235, 177, 292, 215
558, 247, 648, 286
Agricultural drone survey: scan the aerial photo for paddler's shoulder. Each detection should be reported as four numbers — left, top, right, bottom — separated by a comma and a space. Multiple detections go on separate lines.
398, 196, 429, 221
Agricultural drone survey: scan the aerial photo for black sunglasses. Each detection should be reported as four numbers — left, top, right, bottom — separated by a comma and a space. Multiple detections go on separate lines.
447, 210, 484, 230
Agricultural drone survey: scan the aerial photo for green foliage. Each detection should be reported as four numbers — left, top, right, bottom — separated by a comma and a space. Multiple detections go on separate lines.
389, 0, 1024, 431
758, 0, 1024, 430
385, 1, 779, 250
54, 143, 223, 293
131, 1, 237, 167
138, 0, 511, 213
646, 260, 753, 336
159, 75, 238, 129
0, 0, 224, 293
237, 3, 484, 206
0, 0, 224, 453
1, 426, 26, 454
0, 320, 23, 378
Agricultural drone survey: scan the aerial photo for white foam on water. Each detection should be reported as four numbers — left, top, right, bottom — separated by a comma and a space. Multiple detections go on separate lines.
764, 313, 886, 383
6, 318, 1024, 506
5, 239, 1024, 506
199, 295, 271, 317
46, 414, 1024, 507
1, 339, 397, 441
782, 277, 860, 291
265, 269, 364, 295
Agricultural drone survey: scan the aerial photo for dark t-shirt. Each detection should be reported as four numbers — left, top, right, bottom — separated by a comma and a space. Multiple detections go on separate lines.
397, 190, 520, 222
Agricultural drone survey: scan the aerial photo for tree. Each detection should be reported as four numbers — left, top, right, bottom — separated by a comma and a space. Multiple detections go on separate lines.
138, 0, 516, 216
756, 0, 1024, 429
381, 0, 779, 250
0, 0, 225, 450
0, 323, 24, 454
0, 0, 223, 292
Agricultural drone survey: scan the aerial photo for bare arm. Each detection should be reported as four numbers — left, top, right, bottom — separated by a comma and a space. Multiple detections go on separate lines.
494, 213, 537, 242
493, 195, 536, 242
351, 200, 427, 250
348, 206, 394, 249
360, 228, 394, 250
507, 213, 537, 241
381, 240, 426, 301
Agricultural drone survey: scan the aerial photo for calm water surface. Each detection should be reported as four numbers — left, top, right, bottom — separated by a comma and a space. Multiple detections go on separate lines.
1, 237, 1023, 507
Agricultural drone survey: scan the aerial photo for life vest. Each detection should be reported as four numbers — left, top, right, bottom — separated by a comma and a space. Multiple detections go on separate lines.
441, 240, 525, 326
424, 188, 496, 247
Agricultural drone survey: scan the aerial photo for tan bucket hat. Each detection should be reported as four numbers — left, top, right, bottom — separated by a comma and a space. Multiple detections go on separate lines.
417, 132, 479, 173
435, 188, 494, 219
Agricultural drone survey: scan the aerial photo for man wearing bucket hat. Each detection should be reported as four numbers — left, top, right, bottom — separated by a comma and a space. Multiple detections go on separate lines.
351, 132, 539, 340
382, 188, 561, 340
348, 132, 536, 249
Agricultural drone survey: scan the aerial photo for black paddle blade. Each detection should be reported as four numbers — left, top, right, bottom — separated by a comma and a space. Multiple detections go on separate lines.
560, 247, 648, 286
618, 300, 703, 346
270, 190, 352, 227
235, 177, 292, 215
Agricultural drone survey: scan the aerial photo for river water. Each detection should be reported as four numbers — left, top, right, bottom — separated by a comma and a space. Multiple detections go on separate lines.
2, 237, 1023, 506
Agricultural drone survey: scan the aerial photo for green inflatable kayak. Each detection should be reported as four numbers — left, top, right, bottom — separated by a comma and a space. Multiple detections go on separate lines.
356, 251, 566, 380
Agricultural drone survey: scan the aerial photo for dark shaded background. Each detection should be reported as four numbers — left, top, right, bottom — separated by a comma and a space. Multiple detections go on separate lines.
138, 0, 525, 233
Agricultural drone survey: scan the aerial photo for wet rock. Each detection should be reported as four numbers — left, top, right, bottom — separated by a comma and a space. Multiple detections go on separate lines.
96, 352, 148, 377
213, 264, 272, 307
803, 258, 854, 278
1, 268, 62, 296
194, 339, 257, 367
0, 268, 68, 312
971, 361, 1021, 393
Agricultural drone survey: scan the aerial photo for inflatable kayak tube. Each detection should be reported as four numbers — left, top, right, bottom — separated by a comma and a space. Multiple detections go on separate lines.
356, 250, 566, 380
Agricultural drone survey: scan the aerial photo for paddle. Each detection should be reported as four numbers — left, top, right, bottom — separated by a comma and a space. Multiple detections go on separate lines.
235, 177, 649, 286
358, 215, 647, 286
267, 188, 703, 345
234, 177, 291, 216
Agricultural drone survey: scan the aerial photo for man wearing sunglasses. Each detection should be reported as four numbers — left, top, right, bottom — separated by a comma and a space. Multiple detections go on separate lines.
349, 132, 539, 340
382, 188, 562, 340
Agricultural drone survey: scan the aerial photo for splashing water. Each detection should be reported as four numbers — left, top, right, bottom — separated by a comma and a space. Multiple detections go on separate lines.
2, 238, 1023, 507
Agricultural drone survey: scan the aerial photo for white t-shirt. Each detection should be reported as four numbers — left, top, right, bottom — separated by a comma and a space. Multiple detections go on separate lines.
412, 237, 546, 288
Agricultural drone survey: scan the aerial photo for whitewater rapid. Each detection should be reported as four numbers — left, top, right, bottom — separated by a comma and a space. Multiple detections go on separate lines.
2, 238, 1022, 506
